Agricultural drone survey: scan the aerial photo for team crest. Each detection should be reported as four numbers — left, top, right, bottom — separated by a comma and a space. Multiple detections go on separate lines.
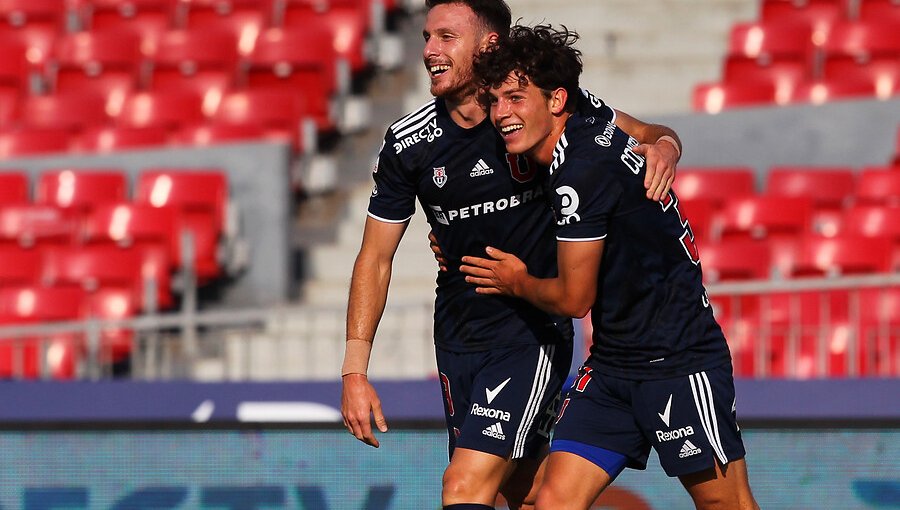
433, 167, 447, 188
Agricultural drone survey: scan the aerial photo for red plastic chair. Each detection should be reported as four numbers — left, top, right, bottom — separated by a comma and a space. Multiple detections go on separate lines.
20, 92, 112, 132
824, 20, 900, 60
182, 0, 275, 56
0, 42, 29, 93
0, 87, 19, 125
77, 125, 170, 152
790, 234, 893, 276
0, 204, 79, 248
789, 76, 891, 103
719, 195, 815, 241
84, 286, 139, 366
0, 246, 42, 286
0, 171, 29, 205
148, 29, 239, 97
723, 54, 810, 104
765, 166, 855, 234
822, 54, 900, 99
760, 0, 845, 39
281, 0, 372, 72
856, 167, 900, 206
840, 204, 900, 270
47, 30, 144, 97
0, 286, 87, 380
0, 127, 73, 157
727, 20, 816, 61
858, 0, 900, 24
700, 239, 772, 283
35, 169, 129, 214
673, 167, 757, 208
210, 88, 313, 150
117, 89, 206, 133
83, 202, 180, 270
245, 26, 343, 131
81, 0, 180, 54
0, 1, 64, 70
677, 197, 716, 245
135, 169, 227, 281
692, 80, 780, 113
174, 122, 267, 146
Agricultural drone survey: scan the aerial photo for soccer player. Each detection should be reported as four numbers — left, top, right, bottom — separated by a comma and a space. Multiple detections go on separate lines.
460, 25, 760, 510
340, 2, 682, 509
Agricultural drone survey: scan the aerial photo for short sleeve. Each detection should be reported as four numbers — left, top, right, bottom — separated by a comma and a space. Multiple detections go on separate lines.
367, 133, 416, 223
577, 89, 616, 124
552, 156, 622, 242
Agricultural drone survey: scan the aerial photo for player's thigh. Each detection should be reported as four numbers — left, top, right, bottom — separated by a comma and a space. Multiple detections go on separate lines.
535, 451, 613, 510
442, 447, 511, 504
499, 444, 548, 507
679, 458, 759, 510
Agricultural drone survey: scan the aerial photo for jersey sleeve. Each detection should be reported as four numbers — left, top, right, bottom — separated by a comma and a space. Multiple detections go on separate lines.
577, 88, 616, 124
367, 131, 417, 223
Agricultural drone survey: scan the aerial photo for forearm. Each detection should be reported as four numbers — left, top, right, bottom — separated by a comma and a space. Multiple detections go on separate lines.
513, 274, 592, 319
343, 253, 392, 375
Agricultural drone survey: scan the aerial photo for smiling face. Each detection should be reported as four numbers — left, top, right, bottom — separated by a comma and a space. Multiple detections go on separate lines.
422, 3, 491, 101
488, 71, 566, 165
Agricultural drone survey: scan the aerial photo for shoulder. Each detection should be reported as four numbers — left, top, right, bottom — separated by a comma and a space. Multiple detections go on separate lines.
386, 99, 439, 140
576, 88, 616, 123
550, 115, 623, 175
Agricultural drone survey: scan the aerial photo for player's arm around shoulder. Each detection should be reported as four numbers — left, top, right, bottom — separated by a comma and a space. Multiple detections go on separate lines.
613, 109, 681, 201
341, 216, 409, 448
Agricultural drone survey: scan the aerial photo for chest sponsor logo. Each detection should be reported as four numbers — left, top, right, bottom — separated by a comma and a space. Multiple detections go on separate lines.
427, 186, 544, 226
471, 402, 511, 422
393, 118, 443, 154
432, 167, 447, 188
594, 120, 616, 147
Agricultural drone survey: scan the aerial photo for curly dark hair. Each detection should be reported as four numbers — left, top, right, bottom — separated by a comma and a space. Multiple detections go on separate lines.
473, 24, 583, 112
425, 0, 512, 36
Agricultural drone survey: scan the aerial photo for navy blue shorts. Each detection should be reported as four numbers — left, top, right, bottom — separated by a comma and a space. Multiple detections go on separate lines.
436, 341, 572, 460
552, 362, 746, 477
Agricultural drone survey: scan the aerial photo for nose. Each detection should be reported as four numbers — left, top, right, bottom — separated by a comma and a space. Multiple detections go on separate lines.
493, 97, 511, 120
423, 37, 439, 60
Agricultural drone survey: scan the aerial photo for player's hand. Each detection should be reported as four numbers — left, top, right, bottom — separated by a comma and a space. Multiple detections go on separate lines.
428, 231, 448, 272
633, 139, 678, 201
460, 246, 527, 296
341, 374, 388, 448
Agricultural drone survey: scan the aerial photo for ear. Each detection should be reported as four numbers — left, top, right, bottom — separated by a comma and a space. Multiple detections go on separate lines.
481, 31, 500, 51
549, 87, 568, 115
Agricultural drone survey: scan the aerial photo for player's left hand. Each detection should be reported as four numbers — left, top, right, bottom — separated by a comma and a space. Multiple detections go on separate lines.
460, 246, 527, 296
633, 139, 678, 201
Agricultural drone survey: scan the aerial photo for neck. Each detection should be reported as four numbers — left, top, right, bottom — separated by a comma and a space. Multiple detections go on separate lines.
444, 90, 487, 128
531, 111, 571, 166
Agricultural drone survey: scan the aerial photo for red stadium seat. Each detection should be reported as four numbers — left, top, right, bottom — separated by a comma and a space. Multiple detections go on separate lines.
81, 0, 180, 55
245, 26, 344, 132
858, 0, 900, 24
117, 89, 206, 133
855, 167, 900, 206
760, 0, 845, 42
0, 246, 41, 286
0, 1, 64, 71
174, 122, 267, 146
727, 20, 816, 61
765, 166, 855, 234
0, 172, 29, 205
789, 76, 891, 104
84, 286, 139, 366
83, 202, 180, 269
723, 54, 810, 104
148, 29, 239, 98
0, 128, 73, 157
281, 0, 373, 72
20, 92, 112, 132
210, 88, 315, 150
0, 204, 79, 248
840, 204, 900, 269
677, 198, 716, 245
0, 286, 87, 380
35, 169, 129, 214
790, 234, 893, 277
77, 125, 170, 152
0, 42, 29, 93
0, 87, 19, 126
47, 31, 144, 98
135, 169, 227, 281
700, 239, 772, 282
822, 54, 900, 99
692, 80, 780, 112
673, 167, 756, 209
824, 21, 900, 60
182, 0, 275, 56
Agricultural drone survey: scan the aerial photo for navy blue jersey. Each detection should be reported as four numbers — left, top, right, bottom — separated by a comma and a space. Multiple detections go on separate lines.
368, 91, 614, 352
548, 112, 732, 379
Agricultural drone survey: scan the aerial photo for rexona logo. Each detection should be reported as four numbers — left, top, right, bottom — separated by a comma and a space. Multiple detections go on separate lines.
656, 425, 695, 443
471, 402, 511, 422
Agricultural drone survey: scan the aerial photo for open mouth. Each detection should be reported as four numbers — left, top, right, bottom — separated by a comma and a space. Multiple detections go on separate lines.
499, 124, 523, 135
429, 64, 450, 77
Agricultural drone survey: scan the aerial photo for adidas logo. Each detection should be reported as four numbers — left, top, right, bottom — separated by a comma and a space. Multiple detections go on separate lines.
470, 159, 494, 177
482, 421, 506, 440
679, 439, 702, 459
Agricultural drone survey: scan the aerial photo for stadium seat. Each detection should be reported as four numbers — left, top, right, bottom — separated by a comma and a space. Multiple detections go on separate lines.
0, 246, 42, 286
117, 89, 206, 133
47, 30, 144, 98
35, 169, 129, 214
83, 202, 180, 270
0, 128, 73, 157
20, 92, 112, 132
0, 172, 29, 205
0, 1, 63, 71
80, 0, 180, 55
765, 166, 855, 234
210, 88, 315, 151
822, 54, 900, 100
700, 239, 772, 282
723, 54, 810, 104
858, 0, 900, 24
182, 0, 274, 56
135, 169, 227, 281
760, 0, 845, 42
0, 42, 29, 94
673, 167, 757, 209
855, 167, 900, 206
0, 87, 19, 126
174, 122, 267, 146
719, 195, 814, 239
281, 0, 373, 73
0, 204, 79, 248
824, 21, 900, 60
148, 29, 239, 99
84, 286, 139, 368
677, 198, 716, 245
790, 234, 893, 277
692, 80, 780, 113
854, 286, 899, 376
77, 125, 170, 152
840, 204, 900, 269
0, 286, 87, 380
789, 76, 888, 104
245, 26, 345, 132
727, 20, 816, 61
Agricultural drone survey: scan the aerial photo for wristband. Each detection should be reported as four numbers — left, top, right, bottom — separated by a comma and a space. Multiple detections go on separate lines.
341, 339, 372, 376
656, 135, 681, 158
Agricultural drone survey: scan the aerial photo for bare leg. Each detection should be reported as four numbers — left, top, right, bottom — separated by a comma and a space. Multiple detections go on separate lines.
442, 448, 512, 506
679, 458, 760, 510
534, 451, 614, 510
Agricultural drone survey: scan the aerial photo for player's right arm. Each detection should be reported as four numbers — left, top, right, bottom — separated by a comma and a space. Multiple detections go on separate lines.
341, 215, 409, 448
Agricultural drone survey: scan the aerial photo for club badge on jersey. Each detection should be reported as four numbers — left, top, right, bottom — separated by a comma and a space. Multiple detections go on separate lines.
433, 167, 447, 188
